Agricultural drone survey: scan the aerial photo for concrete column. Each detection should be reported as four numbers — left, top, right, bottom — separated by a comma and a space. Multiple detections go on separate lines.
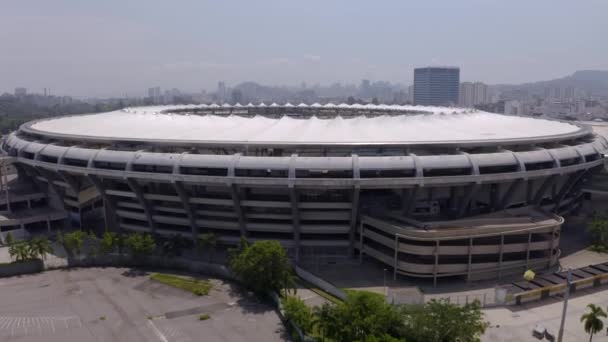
393, 235, 399, 280
498, 234, 505, 280
359, 221, 364, 263
433, 240, 440, 287
230, 184, 247, 238
525, 232, 532, 268
349, 186, 360, 256
289, 187, 301, 262
467, 237, 474, 283
2, 164, 10, 213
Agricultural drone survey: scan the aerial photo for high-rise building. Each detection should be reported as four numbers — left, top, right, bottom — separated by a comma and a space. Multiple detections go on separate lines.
148, 87, 161, 103
459, 82, 475, 107
413, 67, 460, 106
217, 82, 226, 101
473, 82, 488, 105
14, 87, 27, 97
407, 85, 414, 103
459, 82, 489, 107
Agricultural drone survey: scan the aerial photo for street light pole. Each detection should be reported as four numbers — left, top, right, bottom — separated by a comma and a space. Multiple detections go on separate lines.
557, 268, 572, 342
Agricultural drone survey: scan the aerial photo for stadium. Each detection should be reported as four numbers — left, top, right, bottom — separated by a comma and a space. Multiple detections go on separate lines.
1, 103, 606, 283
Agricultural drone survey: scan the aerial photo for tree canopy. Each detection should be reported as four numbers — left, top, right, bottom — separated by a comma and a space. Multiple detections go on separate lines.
229, 240, 295, 295
314, 291, 405, 342
402, 299, 489, 342
588, 215, 608, 252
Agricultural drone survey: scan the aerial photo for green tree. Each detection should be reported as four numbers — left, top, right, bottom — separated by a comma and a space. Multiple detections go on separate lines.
402, 299, 489, 342
229, 240, 294, 295
198, 233, 218, 262
4, 232, 14, 246
124, 232, 156, 259
588, 215, 608, 251
581, 304, 606, 342
28, 236, 53, 260
99, 231, 119, 256
281, 295, 314, 334
314, 291, 405, 342
9, 242, 31, 262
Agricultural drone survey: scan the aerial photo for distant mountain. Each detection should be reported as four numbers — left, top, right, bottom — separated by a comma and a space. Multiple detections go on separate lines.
493, 70, 608, 97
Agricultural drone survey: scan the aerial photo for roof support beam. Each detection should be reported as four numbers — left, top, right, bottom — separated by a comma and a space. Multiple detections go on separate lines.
457, 183, 480, 217
498, 179, 523, 210
88, 175, 119, 232
553, 170, 589, 211
35, 167, 66, 206
403, 186, 419, 216
125, 178, 157, 234
173, 181, 198, 241
57, 170, 80, 196
532, 175, 558, 206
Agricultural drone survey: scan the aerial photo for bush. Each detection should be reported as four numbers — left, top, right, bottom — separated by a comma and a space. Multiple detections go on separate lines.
282, 295, 314, 334
229, 240, 294, 295
124, 232, 156, 259
57, 230, 86, 257
99, 231, 119, 256
198, 314, 211, 321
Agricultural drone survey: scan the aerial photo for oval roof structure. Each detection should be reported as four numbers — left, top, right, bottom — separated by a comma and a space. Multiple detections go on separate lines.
24, 104, 585, 147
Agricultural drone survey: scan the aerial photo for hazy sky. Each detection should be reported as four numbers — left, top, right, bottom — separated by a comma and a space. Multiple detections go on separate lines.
1, 0, 607, 97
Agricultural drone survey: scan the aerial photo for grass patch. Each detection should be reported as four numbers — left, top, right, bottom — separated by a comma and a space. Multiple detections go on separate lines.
99, 316, 106, 321
150, 273, 212, 296
198, 313, 211, 321
343, 288, 385, 301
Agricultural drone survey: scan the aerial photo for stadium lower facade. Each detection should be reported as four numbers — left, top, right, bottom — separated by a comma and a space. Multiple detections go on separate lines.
2, 104, 606, 283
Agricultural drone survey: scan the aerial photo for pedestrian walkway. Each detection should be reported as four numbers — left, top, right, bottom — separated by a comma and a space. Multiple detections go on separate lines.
483, 286, 608, 341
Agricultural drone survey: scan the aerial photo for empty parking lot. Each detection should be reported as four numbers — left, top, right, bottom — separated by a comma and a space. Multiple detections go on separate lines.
0, 267, 286, 342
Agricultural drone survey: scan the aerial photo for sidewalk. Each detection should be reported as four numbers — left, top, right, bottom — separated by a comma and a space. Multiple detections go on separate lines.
483, 286, 608, 341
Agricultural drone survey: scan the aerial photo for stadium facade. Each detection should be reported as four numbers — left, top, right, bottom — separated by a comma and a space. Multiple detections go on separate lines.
2, 103, 606, 283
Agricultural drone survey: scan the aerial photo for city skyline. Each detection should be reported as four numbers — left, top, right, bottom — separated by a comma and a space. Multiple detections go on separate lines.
1, 0, 607, 97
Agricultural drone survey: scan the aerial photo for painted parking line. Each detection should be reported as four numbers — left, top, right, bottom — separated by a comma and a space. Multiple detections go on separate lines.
0, 315, 80, 337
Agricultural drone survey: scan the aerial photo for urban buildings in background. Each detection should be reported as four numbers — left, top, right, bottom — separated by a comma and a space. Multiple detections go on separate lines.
147, 86, 161, 103
14, 87, 27, 97
3, 69, 607, 122
413, 66, 460, 106
459, 82, 490, 107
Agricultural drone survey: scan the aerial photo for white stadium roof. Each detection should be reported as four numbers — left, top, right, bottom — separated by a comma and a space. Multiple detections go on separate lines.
28, 104, 583, 144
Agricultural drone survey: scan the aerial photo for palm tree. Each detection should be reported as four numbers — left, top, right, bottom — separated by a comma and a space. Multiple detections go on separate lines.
28, 237, 54, 260
9, 242, 31, 262
581, 304, 606, 341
